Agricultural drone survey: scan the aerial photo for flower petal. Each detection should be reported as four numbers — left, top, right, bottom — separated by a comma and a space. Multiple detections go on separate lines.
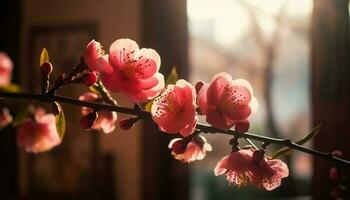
214, 155, 230, 176
137, 48, 161, 69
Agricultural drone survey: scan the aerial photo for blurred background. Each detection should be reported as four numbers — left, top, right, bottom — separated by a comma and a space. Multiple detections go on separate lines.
0, 0, 349, 200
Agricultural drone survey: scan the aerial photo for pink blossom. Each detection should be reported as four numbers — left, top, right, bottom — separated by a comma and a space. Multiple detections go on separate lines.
214, 149, 289, 191
17, 111, 61, 153
84, 39, 165, 103
0, 52, 13, 86
151, 80, 197, 137
197, 73, 259, 130
79, 92, 117, 133
168, 135, 212, 163
0, 107, 13, 129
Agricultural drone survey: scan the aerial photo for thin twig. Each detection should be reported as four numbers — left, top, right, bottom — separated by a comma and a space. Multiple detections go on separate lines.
0, 91, 349, 166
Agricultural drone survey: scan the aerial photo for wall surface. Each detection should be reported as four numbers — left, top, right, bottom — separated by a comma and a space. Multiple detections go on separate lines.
19, 1, 141, 200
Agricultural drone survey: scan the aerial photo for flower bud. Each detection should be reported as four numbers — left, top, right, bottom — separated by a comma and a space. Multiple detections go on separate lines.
40, 62, 53, 76
81, 71, 98, 86
171, 139, 187, 154
235, 120, 250, 133
80, 111, 98, 130
252, 150, 265, 163
195, 81, 204, 94
119, 117, 138, 130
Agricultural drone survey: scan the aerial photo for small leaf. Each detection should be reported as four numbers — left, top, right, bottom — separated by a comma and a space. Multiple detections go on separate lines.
165, 67, 178, 85
271, 124, 321, 159
13, 106, 29, 127
54, 102, 66, 139
0, 84, 21, 93
144, 100, 153, 112
89, 86, 100, 94
40, 48, 49, 66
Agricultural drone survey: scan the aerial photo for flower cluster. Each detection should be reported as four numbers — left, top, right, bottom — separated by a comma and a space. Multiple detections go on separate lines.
0, 38, 294, 191
84, 39, 286, 190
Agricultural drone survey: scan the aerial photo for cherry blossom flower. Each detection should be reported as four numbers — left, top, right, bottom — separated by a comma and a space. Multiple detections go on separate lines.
84, 39, 165, 103
0, 107, 13, 129
197, 72, 259, 130
151, 80, 197, 137
17, 109, 61, 153
0, 52, 13, 86
79, 92, 118, 133
214, 149, 289, 191
168, 135, 212, 163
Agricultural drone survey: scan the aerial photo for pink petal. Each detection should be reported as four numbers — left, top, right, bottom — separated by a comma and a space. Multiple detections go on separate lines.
231, 79, 253, 95
197, 84, 209, 114
95, 55, 113, 73
100, 71, 141, 94
207, 73, 232, 106
137, 48, 161, 69
109, 39, 139, 57
179, 117, 197, 137
139, 75, 160, 90
227, 150, 253, 170
206, 107, 234, 130
133, 58, 158, 79
94, 110, 118, 134
225, 105, 251, 121
249, 97, 259, 116
214, 155, 230, 176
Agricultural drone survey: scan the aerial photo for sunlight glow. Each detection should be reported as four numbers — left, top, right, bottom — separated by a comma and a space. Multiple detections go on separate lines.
188, 0, 313, 46
188, 0, 250, 45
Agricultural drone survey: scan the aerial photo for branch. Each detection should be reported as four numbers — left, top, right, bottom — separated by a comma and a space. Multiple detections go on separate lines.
1, 91, 349, 166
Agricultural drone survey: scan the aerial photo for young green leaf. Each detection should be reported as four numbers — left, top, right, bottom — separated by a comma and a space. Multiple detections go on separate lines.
40, 48, 49, 66
144, 100, 153, 112
0, 84, 21, 93
89, 85, 100, 95
271, 124, 321, 159
165, 67, 178, 85
54, 102, 66, 139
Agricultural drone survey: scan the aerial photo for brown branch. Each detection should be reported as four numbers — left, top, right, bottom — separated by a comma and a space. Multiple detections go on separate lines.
1, 91, 349, 166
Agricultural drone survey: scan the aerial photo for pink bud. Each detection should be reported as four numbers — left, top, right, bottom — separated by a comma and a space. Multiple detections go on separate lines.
195, 81, 204, 94
252, 150, 265, 163
330, 167, 339, 181
40, 62, 53, 76
80, 112, 98, 130
81, 71, 98, 86
172, 140, 187, 154
235, 120, 250, 133
119, 117, 138, 130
